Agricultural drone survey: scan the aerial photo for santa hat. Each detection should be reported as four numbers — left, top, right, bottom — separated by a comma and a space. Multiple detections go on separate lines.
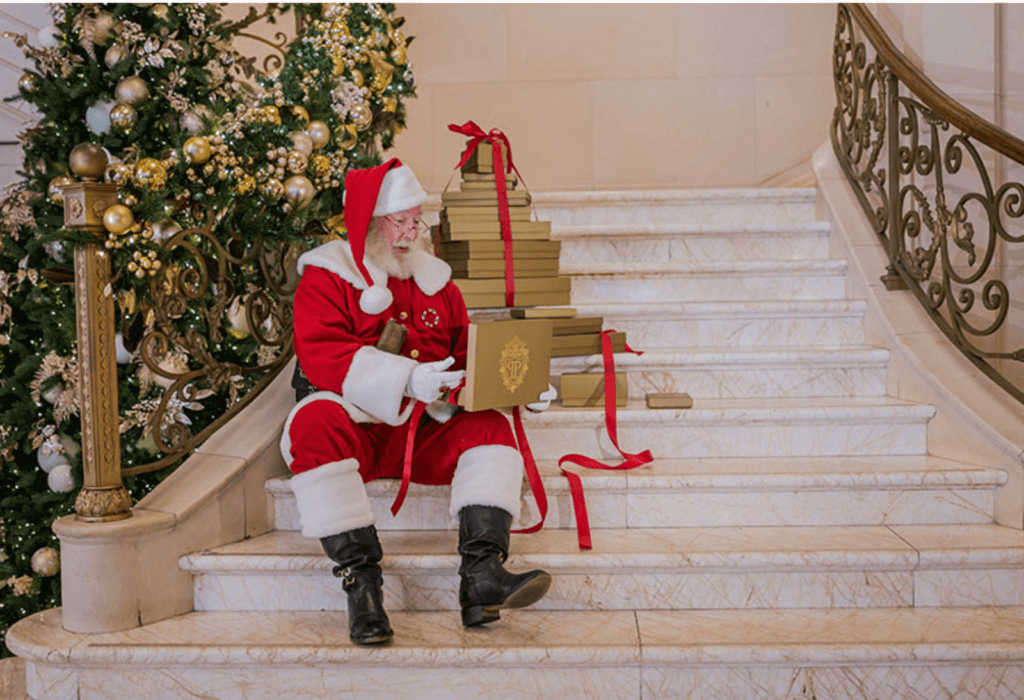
342, 158, 427, 314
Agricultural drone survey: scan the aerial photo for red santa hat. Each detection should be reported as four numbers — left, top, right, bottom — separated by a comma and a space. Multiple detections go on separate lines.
343, 158, 427, 314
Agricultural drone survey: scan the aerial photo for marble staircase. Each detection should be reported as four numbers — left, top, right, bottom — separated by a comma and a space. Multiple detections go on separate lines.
11, 187, 1024, 700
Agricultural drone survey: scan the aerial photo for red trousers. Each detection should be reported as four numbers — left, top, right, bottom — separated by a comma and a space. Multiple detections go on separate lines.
285, 398, 517, 485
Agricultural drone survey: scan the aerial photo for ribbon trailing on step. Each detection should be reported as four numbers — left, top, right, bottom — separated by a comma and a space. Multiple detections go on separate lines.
558, 330, 652, 550
448, 121, 525, 308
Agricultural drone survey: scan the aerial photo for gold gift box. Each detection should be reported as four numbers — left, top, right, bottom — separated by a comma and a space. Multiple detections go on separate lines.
561, 372, 628, 408
459, 318, 553, 411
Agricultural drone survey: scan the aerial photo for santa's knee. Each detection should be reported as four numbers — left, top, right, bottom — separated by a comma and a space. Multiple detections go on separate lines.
449, 444, 523, 521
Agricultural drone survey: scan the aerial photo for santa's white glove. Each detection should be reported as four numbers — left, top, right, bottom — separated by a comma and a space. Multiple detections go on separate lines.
405, 356, 465, 404
526, 383, 557, 412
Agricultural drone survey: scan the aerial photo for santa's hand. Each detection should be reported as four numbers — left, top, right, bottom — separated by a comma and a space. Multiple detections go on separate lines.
405, 356, 465, 404
526, 384, 557, 412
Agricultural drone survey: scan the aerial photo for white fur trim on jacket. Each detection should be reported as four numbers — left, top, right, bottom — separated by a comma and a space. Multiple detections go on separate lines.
342, 346, 418, 426
289, 458, 375, 538
449, 444, 524, 521
297, 239, 451, 299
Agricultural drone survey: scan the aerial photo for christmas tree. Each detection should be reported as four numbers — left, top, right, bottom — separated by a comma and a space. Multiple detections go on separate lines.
0, 2, 416, 656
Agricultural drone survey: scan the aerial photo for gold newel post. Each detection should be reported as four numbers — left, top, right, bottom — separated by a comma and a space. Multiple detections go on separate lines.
63, 143, 132, 522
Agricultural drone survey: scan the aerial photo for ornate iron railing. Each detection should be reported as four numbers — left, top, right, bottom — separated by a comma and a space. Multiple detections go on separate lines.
832, 3, 1024, 405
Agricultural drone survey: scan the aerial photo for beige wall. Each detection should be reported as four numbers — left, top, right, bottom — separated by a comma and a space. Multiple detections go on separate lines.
392, 3, 837, 193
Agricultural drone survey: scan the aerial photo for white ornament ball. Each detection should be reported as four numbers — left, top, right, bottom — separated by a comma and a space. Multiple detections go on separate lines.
37, 25, 60, 49
86, 100, 115, 135
47, 463, 75, 493
31, 547, 60, 577
37, 445, 67, 473
115, 333, 133, 364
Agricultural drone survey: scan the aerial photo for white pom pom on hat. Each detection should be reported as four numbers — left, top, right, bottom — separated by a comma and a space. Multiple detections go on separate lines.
343, 158, 426, 315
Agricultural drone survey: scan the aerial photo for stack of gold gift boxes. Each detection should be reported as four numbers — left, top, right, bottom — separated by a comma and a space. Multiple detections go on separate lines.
436, 141, 691, 409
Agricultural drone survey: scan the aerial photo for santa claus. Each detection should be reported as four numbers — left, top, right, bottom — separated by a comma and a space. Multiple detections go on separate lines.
280, 158, 553, 645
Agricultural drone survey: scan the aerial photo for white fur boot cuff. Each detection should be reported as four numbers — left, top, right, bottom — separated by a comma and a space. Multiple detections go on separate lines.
289, 459, 375, 538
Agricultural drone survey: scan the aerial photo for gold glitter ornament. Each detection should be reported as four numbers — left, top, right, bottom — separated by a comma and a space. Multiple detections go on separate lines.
115, 76, 150, 107
261, 178, 284, 200
309, 154, 330, 179
182, 136, 213, 165
105, 43, 126, 68
150, 4, 169, 20
121, 193, 139, 208
291, 131, 314, 158
286, 151, 308, 174
31, 547, 60, 577
261, 105, 282, 125
291, 105, 310, 126
351, 70, 364, 88
133, 158, 168, 190
382, 97, 398, 113
284, 175, 315, 209
103, 205, 135, 235
17, 73, 37, 93
109, 103, 138, 132
391, 44, 407, 66
105, 163, 134, 185
350, 103, 373, 131
306, 120, 331, 149
236, 174, 256, 195
47, 176, 74, 205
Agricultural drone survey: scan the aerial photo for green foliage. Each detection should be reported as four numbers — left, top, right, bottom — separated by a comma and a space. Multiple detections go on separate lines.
0, 2, 416, 657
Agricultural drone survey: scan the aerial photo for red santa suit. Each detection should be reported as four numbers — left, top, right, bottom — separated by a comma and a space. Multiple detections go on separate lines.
279, 234, 525, 539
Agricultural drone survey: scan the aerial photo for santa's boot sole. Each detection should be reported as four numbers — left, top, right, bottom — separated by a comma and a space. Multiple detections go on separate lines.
461, 571, 552, 627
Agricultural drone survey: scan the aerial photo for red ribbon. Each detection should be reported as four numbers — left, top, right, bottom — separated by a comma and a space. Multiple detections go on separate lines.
511, 405, 547, 535
391, 401, 427, 517
448, 121, 524, 308
557, 330, 652, 549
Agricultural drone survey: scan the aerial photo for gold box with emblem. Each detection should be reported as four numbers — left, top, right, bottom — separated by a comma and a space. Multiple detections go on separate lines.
458, 319, 553, 412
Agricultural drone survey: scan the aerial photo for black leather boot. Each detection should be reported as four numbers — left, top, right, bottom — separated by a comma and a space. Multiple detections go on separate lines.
320, 525, 393, 645
457, 505, 551, 627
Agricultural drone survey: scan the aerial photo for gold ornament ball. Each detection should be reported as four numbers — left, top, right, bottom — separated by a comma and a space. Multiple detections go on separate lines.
286, 150, 309, 175
290, 131, 314, 158
115, 75, 150, 107
351, 103, 373, 131
109, 102, 138, 132
105, 162, 134, 185
306, 120, 331, 150
18, 73, 37, 93
261, 178, 284, 200
133, 158, 168, 190
69, 143, 109, 182
152, 220, 181, 243
261, 105, 282, 126
337, 125, 358, 151
309, 154, 331, 179
31, 547, 60, 577
104, 43, 126, 69
103, 204, 135, 235
47, 176, 74, 205
284, 175, 316, 209
182, 136, 213, 165
291, 105, 310, 126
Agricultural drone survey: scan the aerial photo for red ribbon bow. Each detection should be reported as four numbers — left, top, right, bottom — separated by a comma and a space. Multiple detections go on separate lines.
448, 121, 523, 308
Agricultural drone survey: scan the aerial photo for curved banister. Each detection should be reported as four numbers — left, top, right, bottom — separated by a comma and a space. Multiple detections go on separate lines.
847, 4, 1024, 165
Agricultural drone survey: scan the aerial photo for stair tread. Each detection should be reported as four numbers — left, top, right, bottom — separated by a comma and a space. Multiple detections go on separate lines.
16, 606, 1024, 667
552, 221, 831, 235
534, 186, 818, 205
563, 259, 847, 275
570, 299, 867, 316
182, 523, 1024, 574
552, 345, 890, 367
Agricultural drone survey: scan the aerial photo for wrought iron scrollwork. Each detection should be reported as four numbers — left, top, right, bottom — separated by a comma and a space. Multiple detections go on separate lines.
832, 3, 1024, 404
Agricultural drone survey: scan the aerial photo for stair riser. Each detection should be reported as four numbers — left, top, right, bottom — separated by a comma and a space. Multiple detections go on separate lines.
568, 273, 847, 304
535, 200, 818, 227
192, 568, 918, 614
589, 314, 867, 349
557, 232, 829, 265
551, 364, 889, 399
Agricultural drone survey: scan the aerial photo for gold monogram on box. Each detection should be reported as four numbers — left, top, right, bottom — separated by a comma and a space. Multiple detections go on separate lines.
460, 319, 552, 411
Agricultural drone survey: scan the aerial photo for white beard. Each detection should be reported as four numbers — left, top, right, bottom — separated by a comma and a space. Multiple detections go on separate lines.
364, 224, 432, 280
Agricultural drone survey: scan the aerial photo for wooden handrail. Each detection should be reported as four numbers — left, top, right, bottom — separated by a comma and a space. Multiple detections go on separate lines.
848, 3, 1024, 165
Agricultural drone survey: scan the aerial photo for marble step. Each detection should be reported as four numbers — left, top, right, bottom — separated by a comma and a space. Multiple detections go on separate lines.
550, 346, 890, 399
553, 221, 832, 265
13, 605, 1024, 700
533, 187, 819, 227
182, 524, 1024, 615
564, 299, 868, 349
520, 397, 933, 461
563, 260, 849, 304
268, 455, 1001, 532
